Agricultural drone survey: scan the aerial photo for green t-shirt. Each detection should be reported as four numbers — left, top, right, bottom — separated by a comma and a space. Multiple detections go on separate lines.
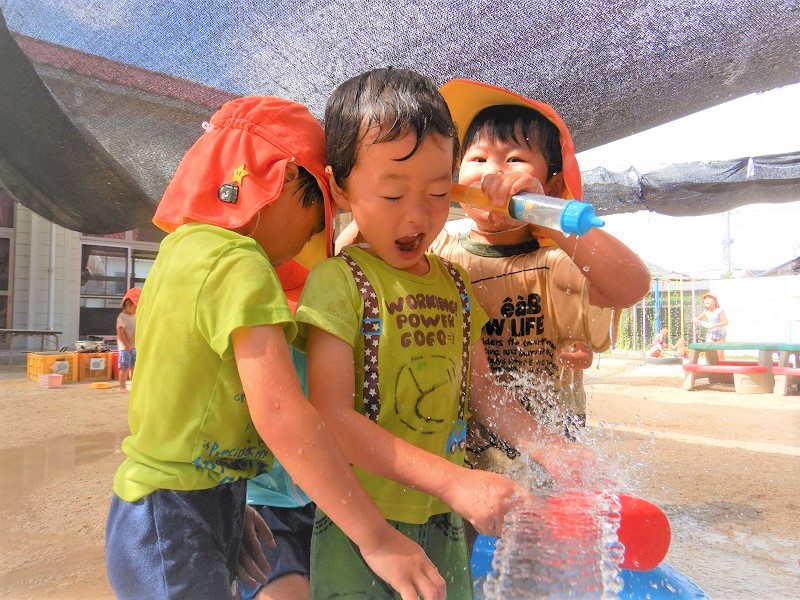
295, 246, 487, 524
114, 223, 295, 502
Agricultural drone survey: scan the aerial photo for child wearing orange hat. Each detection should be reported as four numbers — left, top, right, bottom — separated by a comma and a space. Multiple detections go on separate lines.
115, 287, 140, 393
430, 79, 650, 464
105, 97, 444, 600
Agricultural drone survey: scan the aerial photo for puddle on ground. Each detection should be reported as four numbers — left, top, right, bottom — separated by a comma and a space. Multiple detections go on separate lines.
0, 431, 126, 507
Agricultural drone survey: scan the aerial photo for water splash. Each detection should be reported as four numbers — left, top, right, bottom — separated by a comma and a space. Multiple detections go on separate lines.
474, 372, 634, 599
483, 490, 624, 599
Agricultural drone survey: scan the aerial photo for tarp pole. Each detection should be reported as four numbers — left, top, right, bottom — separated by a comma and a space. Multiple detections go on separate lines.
679, 278, 685, 341
654, 279, 661, 334
641, 296, 646, 351
691, 282, 697, 342
667, 279, 672, 340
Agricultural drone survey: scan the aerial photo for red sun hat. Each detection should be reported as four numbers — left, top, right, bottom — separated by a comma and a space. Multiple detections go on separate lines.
153, 96, 337, 309
439, 79, 582, 201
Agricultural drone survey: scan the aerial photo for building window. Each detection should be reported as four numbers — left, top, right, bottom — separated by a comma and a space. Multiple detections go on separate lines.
79, 226, 163, 337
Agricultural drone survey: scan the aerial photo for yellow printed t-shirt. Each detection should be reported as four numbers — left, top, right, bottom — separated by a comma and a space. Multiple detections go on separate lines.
113, 223, 295, 502
294, 247, 487, 524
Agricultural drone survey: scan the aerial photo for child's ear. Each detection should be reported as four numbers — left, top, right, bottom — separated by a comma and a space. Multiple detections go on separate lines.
284, 161, 300, 182
544, 171, 566, 198
325, 166, 351, 211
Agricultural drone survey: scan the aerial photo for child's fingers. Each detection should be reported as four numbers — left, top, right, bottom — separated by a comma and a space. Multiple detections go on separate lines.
235, 553, 269, 589
407, 565, 446, 600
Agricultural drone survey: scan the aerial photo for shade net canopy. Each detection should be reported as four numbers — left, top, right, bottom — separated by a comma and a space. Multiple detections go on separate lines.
1, 0, 799, 233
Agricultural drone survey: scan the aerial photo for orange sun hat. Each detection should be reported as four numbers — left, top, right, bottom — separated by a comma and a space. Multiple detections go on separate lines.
439, 79, 582, 202
153, 96, 336, 309
121, 287, 142, 307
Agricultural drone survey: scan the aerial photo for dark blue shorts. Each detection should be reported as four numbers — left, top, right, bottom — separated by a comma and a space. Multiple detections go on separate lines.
238, 503, 316, 600
105, 480, 246, 600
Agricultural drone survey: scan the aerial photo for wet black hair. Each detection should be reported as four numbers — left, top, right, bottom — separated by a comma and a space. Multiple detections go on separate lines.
296, 166, 323, 209
324, 67, 459, 188
462, 105, 562, 179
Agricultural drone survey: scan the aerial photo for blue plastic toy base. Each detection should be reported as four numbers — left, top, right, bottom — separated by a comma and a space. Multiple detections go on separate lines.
619, 563, 709, 599
471, 535, 709, 599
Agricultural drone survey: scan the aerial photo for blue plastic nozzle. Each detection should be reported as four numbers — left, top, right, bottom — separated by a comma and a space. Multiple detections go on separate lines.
560, 200, 605, 236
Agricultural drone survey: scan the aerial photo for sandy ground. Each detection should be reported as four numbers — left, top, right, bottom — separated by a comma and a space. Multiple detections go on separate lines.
0, 356, 798, 599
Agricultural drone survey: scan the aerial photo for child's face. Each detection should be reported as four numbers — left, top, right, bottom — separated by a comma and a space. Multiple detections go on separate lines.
250, 171, 325, 266
458, 127, 552, 233
703, 296, 717, 309
332, 128, 453, 275
124, 303, 137, 315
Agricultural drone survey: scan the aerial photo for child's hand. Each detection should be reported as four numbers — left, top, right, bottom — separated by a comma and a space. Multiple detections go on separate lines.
236, 505, 275, 588
359, 527, 446, 600
522, 438, 598, 488
444, 468, 524, 536
558, 342, 593, 369
481, 171, 546, 209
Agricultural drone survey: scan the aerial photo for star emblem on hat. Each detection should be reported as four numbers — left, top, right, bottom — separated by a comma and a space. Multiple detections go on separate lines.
231, 164, 249, 185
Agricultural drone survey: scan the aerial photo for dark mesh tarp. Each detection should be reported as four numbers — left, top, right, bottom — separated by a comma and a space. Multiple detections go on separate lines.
1, 0, 799, 232
585, 152, 800, 216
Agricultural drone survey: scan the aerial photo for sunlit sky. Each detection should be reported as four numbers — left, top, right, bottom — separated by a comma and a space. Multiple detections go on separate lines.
575, 83, 800, 278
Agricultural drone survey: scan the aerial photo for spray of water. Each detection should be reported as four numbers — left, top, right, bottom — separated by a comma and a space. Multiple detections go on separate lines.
475, 370, 631, 599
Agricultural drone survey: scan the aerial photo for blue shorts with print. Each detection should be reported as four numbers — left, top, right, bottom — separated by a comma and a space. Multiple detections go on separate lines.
118, 348, 136, 369
105, 480, 246, 600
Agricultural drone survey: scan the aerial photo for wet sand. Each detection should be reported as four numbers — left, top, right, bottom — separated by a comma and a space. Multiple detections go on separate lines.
0, 356, 798, 599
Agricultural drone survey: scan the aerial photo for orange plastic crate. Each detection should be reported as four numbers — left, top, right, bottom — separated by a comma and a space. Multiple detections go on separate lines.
77, 352, 113, 381
27, 352, 79, 383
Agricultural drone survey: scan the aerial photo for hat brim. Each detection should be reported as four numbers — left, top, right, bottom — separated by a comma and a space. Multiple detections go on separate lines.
440, 79, 582, 201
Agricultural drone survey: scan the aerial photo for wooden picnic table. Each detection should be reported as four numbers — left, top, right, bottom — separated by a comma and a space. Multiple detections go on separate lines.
0, 329, 62, 365
685, 342, 800, 394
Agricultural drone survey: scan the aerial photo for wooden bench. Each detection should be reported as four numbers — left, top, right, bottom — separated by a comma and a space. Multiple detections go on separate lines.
683, 363, 772, 393
772, 366, 800, 396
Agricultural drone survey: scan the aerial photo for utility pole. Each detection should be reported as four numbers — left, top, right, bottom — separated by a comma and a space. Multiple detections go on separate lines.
721, 211, 734, 277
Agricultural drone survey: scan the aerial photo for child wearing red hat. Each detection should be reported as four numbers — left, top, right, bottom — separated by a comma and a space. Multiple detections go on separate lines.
105, 97, 444, 600
116, 287, 140, 393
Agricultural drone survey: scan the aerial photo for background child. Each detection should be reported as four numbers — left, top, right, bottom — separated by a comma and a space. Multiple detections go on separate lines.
430, 79, 650, 474
115, 287, 140, 393
297, 67, 594, 599
693, 293, 728, 359
105, 96, 444, 600
646, 327, 670, 358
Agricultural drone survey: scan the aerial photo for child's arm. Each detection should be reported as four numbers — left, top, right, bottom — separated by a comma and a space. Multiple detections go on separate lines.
234, 325, 445, 600
545, 226, 650, 308
116, 324, 132, 350
307, 325, 524, 537
481, 172, 650, 308
468, 341, 596, 486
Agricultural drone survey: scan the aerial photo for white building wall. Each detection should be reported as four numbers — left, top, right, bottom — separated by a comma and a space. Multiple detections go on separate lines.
11, 206, 82, 351
708, 276, 800, 358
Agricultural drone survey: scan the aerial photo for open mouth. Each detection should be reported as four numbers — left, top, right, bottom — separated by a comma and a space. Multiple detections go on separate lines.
395, 233, 424, 254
